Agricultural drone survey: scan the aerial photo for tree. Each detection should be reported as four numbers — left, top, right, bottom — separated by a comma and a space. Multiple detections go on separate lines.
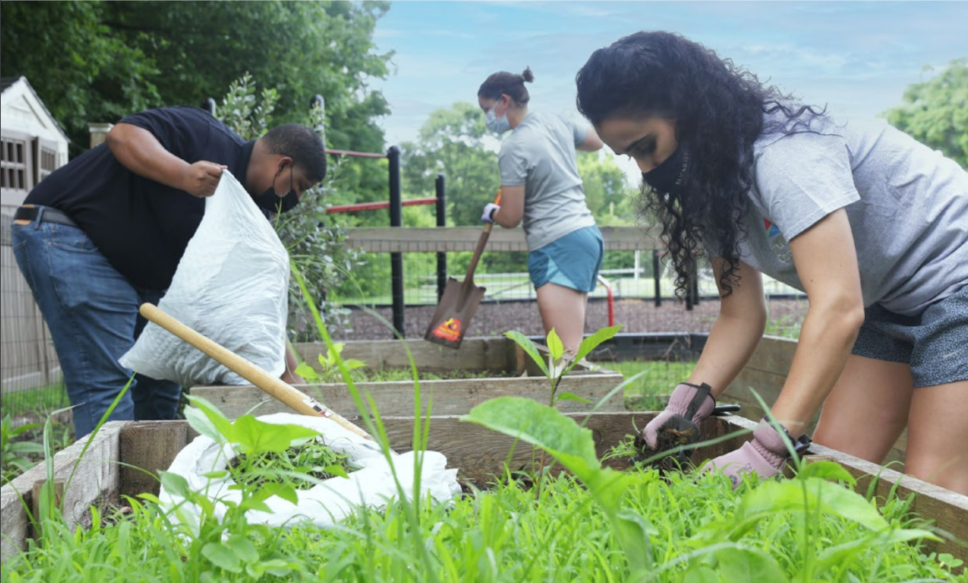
1, 1, 393, 158
884, 58, 968, 168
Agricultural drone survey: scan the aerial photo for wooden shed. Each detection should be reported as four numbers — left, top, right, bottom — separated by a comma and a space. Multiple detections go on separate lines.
0, 76, 69, 215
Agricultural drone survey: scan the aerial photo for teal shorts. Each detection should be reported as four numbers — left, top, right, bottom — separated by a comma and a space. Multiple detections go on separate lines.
528, 226, 604, 293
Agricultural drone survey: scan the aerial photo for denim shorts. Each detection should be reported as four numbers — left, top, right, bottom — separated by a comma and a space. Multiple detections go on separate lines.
528, 225, 604, 293
852, 285, 968, 387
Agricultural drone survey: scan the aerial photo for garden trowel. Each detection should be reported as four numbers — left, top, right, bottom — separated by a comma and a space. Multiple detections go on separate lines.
424, 189, 502, 349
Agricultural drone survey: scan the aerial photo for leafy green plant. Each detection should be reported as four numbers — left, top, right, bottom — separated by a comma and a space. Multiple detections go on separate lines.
293, 343, 366, 384
1, 415, 44, 485
183, 395, 353, 491
505, 325, 623, 408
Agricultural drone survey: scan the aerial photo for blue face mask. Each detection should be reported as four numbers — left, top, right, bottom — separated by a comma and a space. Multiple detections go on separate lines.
485, 103, 511, 134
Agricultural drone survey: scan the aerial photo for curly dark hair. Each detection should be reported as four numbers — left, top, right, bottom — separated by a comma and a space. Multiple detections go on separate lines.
576, 31, 825, 297
478, 67, 535, 105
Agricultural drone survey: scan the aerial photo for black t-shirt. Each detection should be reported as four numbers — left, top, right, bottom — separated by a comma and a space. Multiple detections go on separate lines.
25, 106, 254, 291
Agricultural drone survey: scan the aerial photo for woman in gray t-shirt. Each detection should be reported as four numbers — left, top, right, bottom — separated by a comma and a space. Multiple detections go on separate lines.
576, 32, 968, 494
477, 67, 606, 357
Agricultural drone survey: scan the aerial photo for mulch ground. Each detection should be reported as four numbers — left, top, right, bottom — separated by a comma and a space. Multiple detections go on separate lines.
331, 297, 808, 341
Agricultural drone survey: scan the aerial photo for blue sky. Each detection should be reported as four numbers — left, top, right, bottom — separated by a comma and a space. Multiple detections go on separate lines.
371, 0, 967, 170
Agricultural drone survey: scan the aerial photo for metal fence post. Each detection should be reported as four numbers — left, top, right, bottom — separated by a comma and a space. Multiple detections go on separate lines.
388, 146, 405, 337
202, 98, 216, 116
653, 250, 661, 307
435, 174, 448, 301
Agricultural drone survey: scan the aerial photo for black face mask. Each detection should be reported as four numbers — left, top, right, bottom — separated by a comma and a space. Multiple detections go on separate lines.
255, 166, 299, 215
642, 147, 688, 194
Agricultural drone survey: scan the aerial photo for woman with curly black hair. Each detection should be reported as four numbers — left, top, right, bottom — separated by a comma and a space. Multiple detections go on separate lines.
576, 31, 968, 493
478, 67, 606, 356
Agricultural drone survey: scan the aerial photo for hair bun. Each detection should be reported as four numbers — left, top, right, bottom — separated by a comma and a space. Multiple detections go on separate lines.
521, 67, 535, 83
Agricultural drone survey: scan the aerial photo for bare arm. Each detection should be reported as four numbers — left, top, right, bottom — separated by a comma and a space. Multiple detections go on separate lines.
492, 185, 525, 228
769, 209, 864, 436
689, 258, 767, 394
576, 127, 604, 152
106, 123, 225, 197
280, 343, 305, 385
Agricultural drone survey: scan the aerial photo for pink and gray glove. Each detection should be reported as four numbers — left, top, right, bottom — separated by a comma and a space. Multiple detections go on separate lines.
704, 418, 809, 488
481, 203, 501, 223
638, 383, 716, 461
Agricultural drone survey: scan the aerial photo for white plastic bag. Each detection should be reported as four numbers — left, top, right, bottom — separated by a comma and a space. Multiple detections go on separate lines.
161, 413, 462, 529
120, 170, 289, 387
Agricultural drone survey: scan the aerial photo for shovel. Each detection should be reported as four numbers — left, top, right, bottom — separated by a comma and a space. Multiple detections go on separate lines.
424, 189, 502, 349
139, 303, 376, 442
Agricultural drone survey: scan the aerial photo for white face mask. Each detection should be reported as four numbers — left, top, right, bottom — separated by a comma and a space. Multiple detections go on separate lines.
485, 102, 511, 134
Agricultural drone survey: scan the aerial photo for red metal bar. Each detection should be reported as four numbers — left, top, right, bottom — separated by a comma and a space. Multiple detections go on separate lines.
326, 197, 438, 214
325, 148, 386, 159
597, 275, 615, 327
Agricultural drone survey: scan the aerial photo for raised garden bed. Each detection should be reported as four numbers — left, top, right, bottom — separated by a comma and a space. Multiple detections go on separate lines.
719, 336, 908, 463
2, 413, 965, 567
192, 337, 625, 418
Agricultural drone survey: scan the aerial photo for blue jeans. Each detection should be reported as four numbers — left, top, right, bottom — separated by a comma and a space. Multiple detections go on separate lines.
12, 216, 181, 437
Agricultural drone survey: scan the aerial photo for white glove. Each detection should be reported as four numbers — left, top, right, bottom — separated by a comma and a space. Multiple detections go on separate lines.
482, 203, 501, 223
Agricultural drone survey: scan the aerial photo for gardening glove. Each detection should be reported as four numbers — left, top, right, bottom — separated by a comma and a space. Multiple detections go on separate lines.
481, 202, 501, 223
703, 418, 810, 489
639, 382, 716, 454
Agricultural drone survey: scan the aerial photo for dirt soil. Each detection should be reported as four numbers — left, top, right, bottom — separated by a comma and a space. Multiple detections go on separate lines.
331, 297, 808, 341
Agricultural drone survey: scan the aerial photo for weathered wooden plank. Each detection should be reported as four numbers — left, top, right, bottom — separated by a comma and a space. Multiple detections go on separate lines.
193, 373, 627, 419
743, 336, 797, 375
805, 446, 968, 563
295, 337, 512, 374
0, 421, 124, 561
344, 226, 662, 253
119, 422, 189, 499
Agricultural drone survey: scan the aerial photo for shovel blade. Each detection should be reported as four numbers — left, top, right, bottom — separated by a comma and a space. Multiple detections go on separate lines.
424, 277, 486, 349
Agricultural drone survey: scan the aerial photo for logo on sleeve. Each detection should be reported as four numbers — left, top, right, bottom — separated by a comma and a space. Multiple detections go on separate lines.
764, 218, 792, 263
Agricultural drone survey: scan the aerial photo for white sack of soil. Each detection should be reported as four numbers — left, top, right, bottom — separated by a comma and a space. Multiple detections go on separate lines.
120, 170, 288, 387
161, 413, 462, 529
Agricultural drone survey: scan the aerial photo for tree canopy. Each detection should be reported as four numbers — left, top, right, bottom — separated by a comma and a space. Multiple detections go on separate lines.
884, 58, 968, 168
1, 1, 392, 155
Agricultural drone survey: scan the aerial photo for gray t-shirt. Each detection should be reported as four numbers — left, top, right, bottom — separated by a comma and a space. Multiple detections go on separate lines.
722, 115, 968, 316
499, 111, 596, 250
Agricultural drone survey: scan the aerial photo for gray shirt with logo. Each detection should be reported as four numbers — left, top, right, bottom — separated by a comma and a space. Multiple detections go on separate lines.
721, 115, 968, 316
499, 111, 596, 250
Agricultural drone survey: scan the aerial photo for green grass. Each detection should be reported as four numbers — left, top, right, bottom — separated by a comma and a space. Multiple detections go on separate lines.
5, 462, 963, 582
0, 382, 70, 419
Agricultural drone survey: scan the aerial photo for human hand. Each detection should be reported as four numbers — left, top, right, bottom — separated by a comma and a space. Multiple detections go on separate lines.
181, 161, 226, 197
703, 418, 806, 488
481, 202, 501, 223
281, 369, 305, 386
639, 382, 716, 453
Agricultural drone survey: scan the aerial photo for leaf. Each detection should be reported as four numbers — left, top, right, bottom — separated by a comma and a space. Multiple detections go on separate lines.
185, 396, 234, 441
160, 471, 191, 499
202, 542, 242, 573
263, 483, 299, 505
323, 464, 349, 479
228, 415, 320, 454
813, 528, 938, 573
574, 325, 623, 363
183, 406, 223, 444
294, 362, 319, 380
226, 534, 259, 564
504, 331, 548, 377
798, 460, 856, 484
712, 547, 788, 583
683, 565, 722, 583
547, 328, 565, 361
555, 392, 592, 404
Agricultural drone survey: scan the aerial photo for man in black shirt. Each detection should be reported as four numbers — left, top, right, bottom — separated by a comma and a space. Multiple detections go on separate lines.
12, 106, 326, 437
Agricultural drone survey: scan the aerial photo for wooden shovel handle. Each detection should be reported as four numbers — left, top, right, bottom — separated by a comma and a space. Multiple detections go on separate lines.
139, 303, 375, 442
466, 189, 503, 282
